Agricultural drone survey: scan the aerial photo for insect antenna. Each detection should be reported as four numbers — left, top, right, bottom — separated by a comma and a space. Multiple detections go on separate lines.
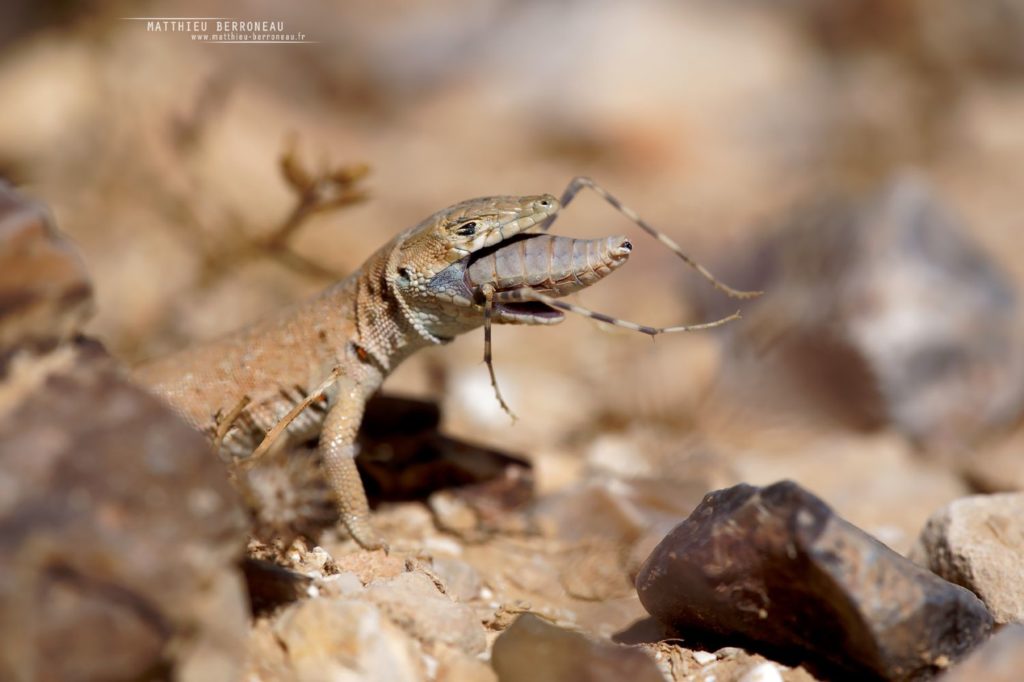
543, 176, 762, 300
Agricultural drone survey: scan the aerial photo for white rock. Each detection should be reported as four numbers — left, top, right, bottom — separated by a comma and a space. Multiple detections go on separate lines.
739, 662, 783, 682
692, 650, 717, 665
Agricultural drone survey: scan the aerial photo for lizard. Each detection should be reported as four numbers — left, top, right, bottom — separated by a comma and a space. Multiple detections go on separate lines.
136, 181, 756, 550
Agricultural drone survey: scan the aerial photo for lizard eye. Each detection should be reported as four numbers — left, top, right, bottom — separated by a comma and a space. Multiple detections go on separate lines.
455, 221, 477, 237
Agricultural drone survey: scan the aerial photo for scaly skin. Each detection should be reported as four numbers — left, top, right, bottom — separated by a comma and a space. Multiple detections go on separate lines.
136, 193, 563, 550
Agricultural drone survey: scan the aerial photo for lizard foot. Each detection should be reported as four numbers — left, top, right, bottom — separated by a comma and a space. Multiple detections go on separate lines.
342, 513, 389, 553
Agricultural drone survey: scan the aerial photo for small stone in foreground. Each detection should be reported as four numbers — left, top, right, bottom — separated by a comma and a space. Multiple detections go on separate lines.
636, 481, 993, 681
912, 493, 1024, 624
271, 598, 423, 682
491, 613, 663, 682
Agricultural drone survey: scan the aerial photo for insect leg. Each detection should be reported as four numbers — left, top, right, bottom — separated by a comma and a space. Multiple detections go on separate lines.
493, 287, 741, 336
481, 283, 517, 421
544, 176, 762, 300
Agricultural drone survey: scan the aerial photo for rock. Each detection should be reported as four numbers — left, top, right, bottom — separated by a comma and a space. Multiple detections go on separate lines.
331, 547, 406, 584
636, 481, 993, 681
556, 538, 634, 602
0, 345, 250, 682
0, 183, 250, 682
430, 555, 483, 603
936, 624, 1024, 682
271, 598, 424, 682
362, 571, 487, 655
708, 175, 1024, 446
491, 613, 664, 682
241, 557, 314, 616
637, 641, 818, 682
739, 662, 785, 682
435, 644, 498, 682
912, 494, 1024, 623
0, 181, 92, 350
428, 457, 533, 539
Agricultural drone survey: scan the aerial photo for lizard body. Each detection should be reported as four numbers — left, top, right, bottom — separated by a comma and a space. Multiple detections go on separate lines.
138, 178, 752, 550
137, 194, 562, 549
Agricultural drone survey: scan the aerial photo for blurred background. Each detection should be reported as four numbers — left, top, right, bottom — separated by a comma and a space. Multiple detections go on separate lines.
2, 0, 1024, 557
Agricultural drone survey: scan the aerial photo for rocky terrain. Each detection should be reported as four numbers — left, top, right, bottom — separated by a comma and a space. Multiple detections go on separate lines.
1, 1, 1024, 681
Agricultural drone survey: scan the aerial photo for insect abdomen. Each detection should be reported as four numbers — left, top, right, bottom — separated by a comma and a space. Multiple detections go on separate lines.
467, 234, 631, 295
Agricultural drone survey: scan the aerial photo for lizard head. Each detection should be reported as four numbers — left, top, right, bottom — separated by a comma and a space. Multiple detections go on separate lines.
387, 193, 561, 341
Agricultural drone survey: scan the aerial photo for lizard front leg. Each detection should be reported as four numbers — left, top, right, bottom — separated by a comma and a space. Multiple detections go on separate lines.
320, 376, 385, 551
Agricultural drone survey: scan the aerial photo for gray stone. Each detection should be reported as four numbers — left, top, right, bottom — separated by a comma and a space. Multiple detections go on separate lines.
913, 494, 1024, 623
709, 175, 1024, 446
492, 613, 664, 682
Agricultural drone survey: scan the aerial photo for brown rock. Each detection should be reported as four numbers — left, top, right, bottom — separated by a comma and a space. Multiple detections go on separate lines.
491, 613, 664, 682
331, 547, 406, 584
636, 481, 993, 681
936, 624, 1024, 682
0, 182, 92, 351
0, 182, 250, 681
912, 494, 1024, 623
0, 345, 250, 681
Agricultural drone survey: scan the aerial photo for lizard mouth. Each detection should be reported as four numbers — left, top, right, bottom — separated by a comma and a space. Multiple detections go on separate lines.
494, 300, 564, 322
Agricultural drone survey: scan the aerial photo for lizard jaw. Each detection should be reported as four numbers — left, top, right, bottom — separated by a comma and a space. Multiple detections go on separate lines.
491, 301, 565, 325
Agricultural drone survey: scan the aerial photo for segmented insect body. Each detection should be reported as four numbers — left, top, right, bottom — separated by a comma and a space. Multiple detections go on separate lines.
466, 234, 632, 297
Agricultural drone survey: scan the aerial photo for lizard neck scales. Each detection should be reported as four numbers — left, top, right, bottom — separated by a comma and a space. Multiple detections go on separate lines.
351, 246, 438, 372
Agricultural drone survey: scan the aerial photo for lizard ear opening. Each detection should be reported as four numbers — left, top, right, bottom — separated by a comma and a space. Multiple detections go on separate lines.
396, 266, 411, 286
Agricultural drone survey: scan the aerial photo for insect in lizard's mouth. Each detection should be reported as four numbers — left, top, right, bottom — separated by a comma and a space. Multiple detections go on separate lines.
464, 233, 565, 322
429, 230, 631, 325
